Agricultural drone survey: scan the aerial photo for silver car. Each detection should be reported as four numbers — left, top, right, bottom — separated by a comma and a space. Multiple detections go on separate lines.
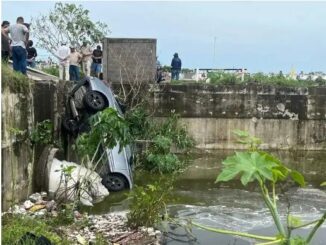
62, 77, 133, 192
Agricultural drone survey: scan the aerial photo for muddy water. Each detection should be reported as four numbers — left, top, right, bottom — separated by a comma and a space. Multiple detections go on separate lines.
85, 150, 326, 245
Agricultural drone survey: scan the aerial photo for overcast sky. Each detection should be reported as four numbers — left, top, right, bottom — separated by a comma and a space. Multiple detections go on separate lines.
2, 1, 326, 73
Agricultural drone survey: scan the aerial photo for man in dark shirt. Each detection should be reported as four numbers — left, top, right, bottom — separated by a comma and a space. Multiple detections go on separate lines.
1, 20, 10, 62
91, 45, 103, 78
171, 52, 182, 80
27, 40, 37, 68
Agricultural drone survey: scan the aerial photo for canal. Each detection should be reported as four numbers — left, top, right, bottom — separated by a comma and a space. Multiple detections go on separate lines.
85, 150, 326, 245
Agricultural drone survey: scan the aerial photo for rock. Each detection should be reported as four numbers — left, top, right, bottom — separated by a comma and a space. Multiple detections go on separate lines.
29, 204, 46, 212
35, 200, 47, 205
46, 200, 57, 212
34, 209, 47, 217
23, 200, 34, 210
76, 234, 87, 245
40, 191, 47, 198
74, 210, 82, 219
147, 227, 154, 234
51, 210, 58, 217
29, 193, 42, 203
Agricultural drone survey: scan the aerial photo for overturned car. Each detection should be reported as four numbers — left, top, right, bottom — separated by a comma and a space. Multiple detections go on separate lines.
62, 77, 133, 192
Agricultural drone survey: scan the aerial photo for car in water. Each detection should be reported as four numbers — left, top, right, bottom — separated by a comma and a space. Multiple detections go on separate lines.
62, 76, 133, 192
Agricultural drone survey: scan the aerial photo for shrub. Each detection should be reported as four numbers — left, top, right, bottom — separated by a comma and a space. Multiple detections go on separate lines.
127, 180, 172, 228
41, 66, 59, 77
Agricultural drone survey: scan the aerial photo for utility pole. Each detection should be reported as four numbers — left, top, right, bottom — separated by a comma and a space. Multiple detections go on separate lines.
213, 36, 217, 68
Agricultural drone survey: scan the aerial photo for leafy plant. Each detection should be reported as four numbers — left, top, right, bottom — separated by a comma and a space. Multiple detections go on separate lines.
192, 130, 325, 245
29, 119, 53, 145
127, 180, 172, 228
76, 107, 131, 159
154, 114, 194, 150
144, 135, 182, 174
125, 108, 194, 174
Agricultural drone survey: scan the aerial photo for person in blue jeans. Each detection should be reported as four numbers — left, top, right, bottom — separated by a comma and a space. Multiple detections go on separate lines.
69, 47, 82, 82
26, 40, 37, 68
6, 16, 29, 74
171, 53, 182, 80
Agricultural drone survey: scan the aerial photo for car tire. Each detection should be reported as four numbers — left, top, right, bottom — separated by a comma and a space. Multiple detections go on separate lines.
102, 174, 127, 192
62, 116, 78, 133
83, 91, 107, 112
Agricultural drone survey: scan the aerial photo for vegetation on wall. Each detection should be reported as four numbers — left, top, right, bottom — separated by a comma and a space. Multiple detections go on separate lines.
207, 71, 326, 87
1, 62, 33, 94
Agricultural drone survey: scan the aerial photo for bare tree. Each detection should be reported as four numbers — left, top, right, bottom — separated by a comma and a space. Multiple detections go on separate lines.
109, 47, 154, 108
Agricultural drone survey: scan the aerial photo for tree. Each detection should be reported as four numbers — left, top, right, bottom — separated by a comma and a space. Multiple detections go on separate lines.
31, 2, 110, 55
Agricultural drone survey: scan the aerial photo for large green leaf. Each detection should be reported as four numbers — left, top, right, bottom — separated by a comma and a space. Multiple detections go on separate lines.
216, 151, 278, 186
290, 170, 306, 187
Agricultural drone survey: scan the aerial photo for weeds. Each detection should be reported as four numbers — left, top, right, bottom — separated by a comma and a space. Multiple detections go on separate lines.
41, 66, 59, 77
127, 179, 173, 228
1, 62, 33, 94
207, 71, 326, 87
1, 214, 70, 245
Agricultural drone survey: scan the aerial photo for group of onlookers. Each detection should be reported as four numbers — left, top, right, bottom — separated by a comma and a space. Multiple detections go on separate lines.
1, 16, 102, 81
55, 41, 103, 82
1, 17, 36, 75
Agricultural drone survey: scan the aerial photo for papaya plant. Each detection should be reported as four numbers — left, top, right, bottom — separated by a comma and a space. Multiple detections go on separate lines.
192, 130, 325, 245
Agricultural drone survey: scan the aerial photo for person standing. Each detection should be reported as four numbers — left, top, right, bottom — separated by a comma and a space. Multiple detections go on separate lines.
26, 40, 37, 68
91, 45, 103, 78
56, 42, 70, 80
171, 53, 182, 80
6, 17, 29, 74
1, 20, 11, 62
80, 41, 92, 77
69, 46, 82, 81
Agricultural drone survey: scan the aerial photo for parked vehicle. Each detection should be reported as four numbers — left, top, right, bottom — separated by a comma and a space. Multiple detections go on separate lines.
62, 77, 133, 192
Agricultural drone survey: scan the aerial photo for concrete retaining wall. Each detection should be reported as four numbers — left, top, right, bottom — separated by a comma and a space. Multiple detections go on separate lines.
1, 80, 65, 210
1, 87, 34, 210
151, 84, 326, 150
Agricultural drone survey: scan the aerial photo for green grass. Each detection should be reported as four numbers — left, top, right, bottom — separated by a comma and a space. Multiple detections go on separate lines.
1, 62, 33, 94
41, 66, 60, 77
1, 214, 70, 245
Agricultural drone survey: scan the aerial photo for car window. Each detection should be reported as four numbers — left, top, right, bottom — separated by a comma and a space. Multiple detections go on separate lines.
114, 99, 123, 115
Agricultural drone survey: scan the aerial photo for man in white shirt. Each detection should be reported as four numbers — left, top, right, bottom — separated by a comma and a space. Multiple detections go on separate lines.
56, 42, 70, 80
80, 41, 93, 77
6, 16, 29, 74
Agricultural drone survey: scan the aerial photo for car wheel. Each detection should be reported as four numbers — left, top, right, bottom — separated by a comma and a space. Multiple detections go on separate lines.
83, 91, 106, 112
62, 116, 78, 133
102, 174, 127, 192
